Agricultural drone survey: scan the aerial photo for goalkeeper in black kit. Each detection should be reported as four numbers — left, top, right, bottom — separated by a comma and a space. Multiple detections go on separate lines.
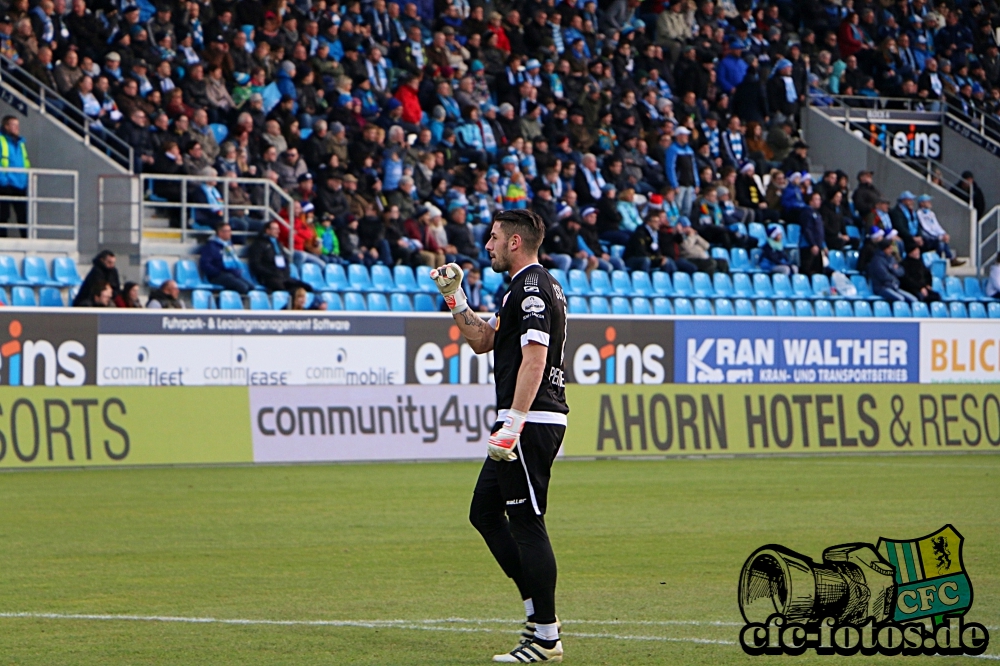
431, 209, 569, 663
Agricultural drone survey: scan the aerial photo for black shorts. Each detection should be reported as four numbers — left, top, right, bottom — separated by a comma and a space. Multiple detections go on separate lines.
473, 423, 566, 517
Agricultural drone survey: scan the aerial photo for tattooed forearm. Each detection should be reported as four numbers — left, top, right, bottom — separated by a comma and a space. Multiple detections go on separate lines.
454, 309, 494, 353
461, 310, 487, 330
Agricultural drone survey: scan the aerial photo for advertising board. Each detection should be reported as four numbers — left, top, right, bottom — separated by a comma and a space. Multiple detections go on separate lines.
920, 321, 1000, 383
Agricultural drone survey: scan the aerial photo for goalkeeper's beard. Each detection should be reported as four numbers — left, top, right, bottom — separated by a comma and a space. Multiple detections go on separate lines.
490, 246, 512, 273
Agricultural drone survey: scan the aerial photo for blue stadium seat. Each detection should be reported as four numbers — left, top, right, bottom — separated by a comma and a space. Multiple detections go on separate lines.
568, 269, 591, 296
589, 270, 612, 295
631, 297, 652, 315
344, 292, 367, 310
813, 300, 834, 317
749, 248, 763, 270
371, 265, 397, 292
748, 222, 767, 247
734, 298, 755, 316
549, 268, 568, 287
611, 296, 631, 314
652, 297, 673, 315
568, 296, 589, 314
715, 298, 734, 316
752, 273, 774, 298
673, 297, 694, 315
146, 259, 170, 289
754, 299, 774, 316
589, 296, 610, 314
989, 302, 1000, 319
53, 257, 83, 286
391, 293, 413, 311
219, 290, 243, 310
22, 257, 59, 287
949, 301, 968, 318
812, 274, 835, 299
348, 264, 373, 291
729, 222, 748, 238
775, 299, 794, 316
785, 224, 801, 246
932, 276, 945, 297
729, 247, 753, 273
873, 300, 893, 318
853, 301, 873, 317
795, 300, 814, 317
271, 291, 290, 310
631, 271, 653, 296
845, 250, 859, 274
248, 291, 270, 310
930, 301, 950, 318
892, 301, 912, 317
415, 266, 438, 293
651, 271, 673, 296
672, 272, 694, 297
693, 298, 714, 316
610, 245, 625, 259
733, 272, 754, 298
393, 265, 419, 293
850, 275, 877, 300
713, 272, 734, 298
930, 260, 947, 279
692, 272, 714, 297
827, 250, 846, 273
912, 301, 930, 318
0, 255, 28, 286
322, 292, 344, 310
611, 270, 632, 295
175, 260, 217, 290
39, 286, 63, 307
772, 273, 793, 299
191, 289, 213, 309
964, 277, 988, 301
791, 273, 814, 299
237, 260, 265, 291
944, 276, 967, 301
481, 268, 503, 294
413, 293, 436, 312
845, 225, 861, 240
0, 287, 9, 306
12, 286, 36, 306
834, 300, 854, 317
300, 263, 329, 292
711, 247, 729, 261
367, 293, 389, 311
969, 302, 987, 318
303, 292, 316, 309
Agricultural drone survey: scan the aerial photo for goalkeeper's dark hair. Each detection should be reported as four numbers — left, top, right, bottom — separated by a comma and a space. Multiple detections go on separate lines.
493, 209, 546, 253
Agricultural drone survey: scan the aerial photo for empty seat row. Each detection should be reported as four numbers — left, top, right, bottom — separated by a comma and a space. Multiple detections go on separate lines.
190, 289, 441, 312
0, 256, 82, 288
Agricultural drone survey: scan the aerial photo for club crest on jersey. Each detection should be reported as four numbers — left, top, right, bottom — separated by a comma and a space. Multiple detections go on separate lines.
522, 296, 546, 313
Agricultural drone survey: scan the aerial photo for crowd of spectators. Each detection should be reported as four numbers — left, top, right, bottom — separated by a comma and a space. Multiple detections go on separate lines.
3, 0, 998, 308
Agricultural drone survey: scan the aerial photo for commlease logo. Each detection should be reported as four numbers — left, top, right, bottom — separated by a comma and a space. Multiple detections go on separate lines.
0, 319, 86, 386
572, 326, 665, 384
407, 320, 494, 385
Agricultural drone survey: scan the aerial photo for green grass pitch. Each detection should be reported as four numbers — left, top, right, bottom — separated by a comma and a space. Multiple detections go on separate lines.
0, 454, 997, 665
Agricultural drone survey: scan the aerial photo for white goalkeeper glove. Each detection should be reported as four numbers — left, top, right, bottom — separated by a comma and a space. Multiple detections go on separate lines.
430, 263, 469, 314
488, 410, 526, 462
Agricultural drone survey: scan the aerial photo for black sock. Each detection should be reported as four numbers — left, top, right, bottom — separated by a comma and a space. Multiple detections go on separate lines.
534, 638, 558, 649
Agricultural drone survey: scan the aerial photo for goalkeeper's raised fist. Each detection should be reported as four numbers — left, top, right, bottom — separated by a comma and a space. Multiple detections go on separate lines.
430, 263, 468, 314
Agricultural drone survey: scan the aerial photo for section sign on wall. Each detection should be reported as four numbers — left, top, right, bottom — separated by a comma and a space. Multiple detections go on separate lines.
97, 313, 405, 386
674, 320, 918, 384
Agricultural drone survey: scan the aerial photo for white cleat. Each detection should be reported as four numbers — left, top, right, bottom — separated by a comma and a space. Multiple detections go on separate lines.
492, 639, 563, 663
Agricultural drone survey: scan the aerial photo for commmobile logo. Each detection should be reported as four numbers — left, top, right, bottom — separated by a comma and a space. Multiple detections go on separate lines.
414, 325, 494, 385
0, 320, 86, 386
573, 326, 665, 384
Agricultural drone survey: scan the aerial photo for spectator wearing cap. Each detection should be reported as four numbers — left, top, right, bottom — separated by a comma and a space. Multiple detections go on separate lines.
665, 126, 699, 216
889, 190, 922, 247
900, 239, 942, 302
916, 194, 964, 265
868, 235, 917, 303
315, 170, 350, 220
200, 223, 252, 294
760, 224, 798, 275
578, 207, 625, 272
248, 220, 311, 293
624, 211, 676, 273
781, 140, 810, 175
718, 38, 749, 94
292, 171, 315, 205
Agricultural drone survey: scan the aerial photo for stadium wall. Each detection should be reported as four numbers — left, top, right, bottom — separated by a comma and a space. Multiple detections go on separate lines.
0, 310, 997, 468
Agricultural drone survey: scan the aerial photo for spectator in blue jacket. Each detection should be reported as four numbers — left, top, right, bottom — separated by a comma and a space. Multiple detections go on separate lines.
759, 224, 798, 275
868, 239, 917, 302
799, 191, 827, 275
717, 39, 749, 96
0, 115, 29, 238
200, 223, 253, 294
665, 126, 699, 217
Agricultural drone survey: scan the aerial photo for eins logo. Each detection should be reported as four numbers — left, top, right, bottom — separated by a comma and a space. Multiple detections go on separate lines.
413, 325, 494, 385
0, 320, 86, 386
572, 326, 665, 384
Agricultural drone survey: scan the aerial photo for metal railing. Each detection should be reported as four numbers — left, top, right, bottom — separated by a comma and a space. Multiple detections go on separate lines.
809, 93, 938, 112
0, 53, 134, 172
944, 95, 1000, 149
0, 167, 78, 243
99, 173, 295, 251
978, 205, 1000, 275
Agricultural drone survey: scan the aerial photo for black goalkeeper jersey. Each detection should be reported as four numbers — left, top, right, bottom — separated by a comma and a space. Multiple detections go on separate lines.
492, 264, 569, 421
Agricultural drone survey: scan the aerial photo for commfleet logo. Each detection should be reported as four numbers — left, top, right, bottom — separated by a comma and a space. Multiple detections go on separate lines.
571, 326, 666, 384
0, 319, 87, 386
411, 324, 494, 385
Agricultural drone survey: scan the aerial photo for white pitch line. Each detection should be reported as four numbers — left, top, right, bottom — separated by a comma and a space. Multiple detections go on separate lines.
0, 612, 737, 646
